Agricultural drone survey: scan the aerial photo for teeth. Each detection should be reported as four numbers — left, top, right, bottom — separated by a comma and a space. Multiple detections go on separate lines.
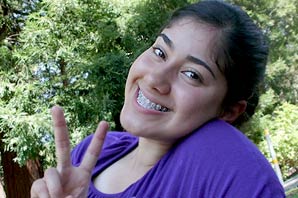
137, 90, 169, 112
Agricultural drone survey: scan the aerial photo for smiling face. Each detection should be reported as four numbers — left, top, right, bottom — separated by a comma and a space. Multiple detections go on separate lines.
120, 19, 228, 144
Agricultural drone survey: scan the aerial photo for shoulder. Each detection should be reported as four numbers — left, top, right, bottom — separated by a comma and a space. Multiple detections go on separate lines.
178, 119, 264, 160
71, 131, 137, 166
168, 119, 285, 197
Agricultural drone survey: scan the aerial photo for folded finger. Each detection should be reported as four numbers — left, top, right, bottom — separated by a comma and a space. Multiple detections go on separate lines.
44, 168, 63, 197
31, 179, 50, 198
51, 106, 71, 172
80, 121, 109, 173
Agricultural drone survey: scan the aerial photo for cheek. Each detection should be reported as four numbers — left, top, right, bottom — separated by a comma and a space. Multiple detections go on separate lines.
176, 87, 225, 118
126, 52, 152, 82
124, 60, 142, 92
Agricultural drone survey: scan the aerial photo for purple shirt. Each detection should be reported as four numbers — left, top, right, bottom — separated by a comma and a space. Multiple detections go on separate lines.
71, 119, 285, 197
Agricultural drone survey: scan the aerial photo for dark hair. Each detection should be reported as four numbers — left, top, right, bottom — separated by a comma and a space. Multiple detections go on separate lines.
166, 0, 268, 126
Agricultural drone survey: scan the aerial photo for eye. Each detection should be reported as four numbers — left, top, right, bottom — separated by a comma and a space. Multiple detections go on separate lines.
152, 47, 166, 60
181, 70, 204, 83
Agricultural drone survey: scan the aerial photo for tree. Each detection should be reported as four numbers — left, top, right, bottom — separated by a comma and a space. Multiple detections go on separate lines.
1, 0, 45, 196
1, 0, 128, 195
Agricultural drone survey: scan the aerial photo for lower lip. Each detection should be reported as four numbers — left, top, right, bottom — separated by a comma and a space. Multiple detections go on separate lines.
134, 88, 164, 115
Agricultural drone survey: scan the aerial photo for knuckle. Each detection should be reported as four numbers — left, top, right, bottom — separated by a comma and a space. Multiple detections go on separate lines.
44, 167, 57, 177
31, 178, 48, 196
57, 139, 70, 149
32, 178, 45, 187
54, 118, 66, 128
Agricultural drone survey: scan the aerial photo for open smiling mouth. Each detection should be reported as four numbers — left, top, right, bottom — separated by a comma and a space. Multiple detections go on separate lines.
137, 90, 169, 112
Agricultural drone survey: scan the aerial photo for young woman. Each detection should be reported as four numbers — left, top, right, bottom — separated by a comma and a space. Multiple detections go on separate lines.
31, 1, 285, 197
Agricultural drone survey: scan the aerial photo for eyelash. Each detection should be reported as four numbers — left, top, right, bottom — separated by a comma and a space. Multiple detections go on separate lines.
152, 46, 203, 84
152, 47, 166, 60
181, 70, 204, 83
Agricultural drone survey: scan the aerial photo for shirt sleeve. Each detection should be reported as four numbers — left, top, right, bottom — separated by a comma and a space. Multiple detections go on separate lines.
71, 131, 136, 167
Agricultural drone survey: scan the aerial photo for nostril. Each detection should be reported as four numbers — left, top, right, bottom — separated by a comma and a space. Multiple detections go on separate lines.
152, 83, 171, 95
144, 68, 172, 95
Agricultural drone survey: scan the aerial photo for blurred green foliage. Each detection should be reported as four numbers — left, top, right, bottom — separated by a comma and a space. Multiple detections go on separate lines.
0, 0, 297, 180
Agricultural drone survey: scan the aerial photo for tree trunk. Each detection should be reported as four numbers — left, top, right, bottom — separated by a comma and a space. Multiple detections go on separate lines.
59, 58, 68, 87
0, 133, 43, 198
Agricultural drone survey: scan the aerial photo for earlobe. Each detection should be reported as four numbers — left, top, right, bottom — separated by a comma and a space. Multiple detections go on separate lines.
220, 100, 247, 123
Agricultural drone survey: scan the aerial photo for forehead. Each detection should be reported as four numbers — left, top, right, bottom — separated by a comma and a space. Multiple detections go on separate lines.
160, 19, 219, 66
162, 18, 218, 45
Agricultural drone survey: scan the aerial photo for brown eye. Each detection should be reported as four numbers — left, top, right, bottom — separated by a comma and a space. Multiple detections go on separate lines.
182, 70, 204, 83
153, 47, 166, 60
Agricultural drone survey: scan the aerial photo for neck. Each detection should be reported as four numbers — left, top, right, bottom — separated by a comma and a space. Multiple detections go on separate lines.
130, 137, 173, 168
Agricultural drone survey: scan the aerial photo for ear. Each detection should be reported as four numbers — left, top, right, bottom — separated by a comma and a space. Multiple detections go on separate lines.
220, 100, 247, 124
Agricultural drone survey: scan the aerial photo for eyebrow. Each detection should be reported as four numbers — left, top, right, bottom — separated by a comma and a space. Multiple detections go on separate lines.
159, 33, 173, 49
158, 33, 216, 79
187, 55, 216, 79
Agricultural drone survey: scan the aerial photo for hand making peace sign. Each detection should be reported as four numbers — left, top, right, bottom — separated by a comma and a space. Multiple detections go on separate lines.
31, 106, 108, 198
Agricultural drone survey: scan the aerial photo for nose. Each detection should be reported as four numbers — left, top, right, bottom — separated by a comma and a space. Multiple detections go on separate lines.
144, 67, 171, 95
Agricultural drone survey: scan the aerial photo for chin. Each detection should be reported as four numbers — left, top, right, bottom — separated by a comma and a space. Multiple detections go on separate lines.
120, 106, 135, 133
120, 115, 139, 135
119, 107, 127, 130
119, 109, 145, 138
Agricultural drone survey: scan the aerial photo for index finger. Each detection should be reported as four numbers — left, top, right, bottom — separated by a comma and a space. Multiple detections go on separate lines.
80, 121, 109, 173
51, 105, 71, 172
